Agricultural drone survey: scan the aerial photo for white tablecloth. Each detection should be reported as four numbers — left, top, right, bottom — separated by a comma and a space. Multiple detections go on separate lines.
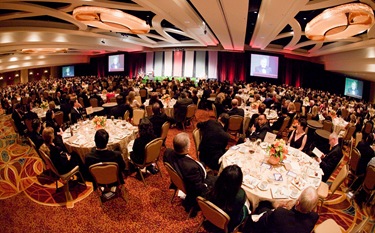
220, 143, 322, 211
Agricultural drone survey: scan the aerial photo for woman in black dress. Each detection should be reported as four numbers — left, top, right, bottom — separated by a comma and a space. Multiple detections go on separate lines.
288, 118, 308, 151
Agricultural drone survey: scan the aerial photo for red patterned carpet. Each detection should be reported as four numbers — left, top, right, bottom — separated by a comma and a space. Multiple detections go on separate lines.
0, 110, 374, 233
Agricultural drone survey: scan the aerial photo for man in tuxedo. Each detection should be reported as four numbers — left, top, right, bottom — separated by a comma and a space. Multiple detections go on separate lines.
196, 113, 230, 170
110, 95, 133, 119
248, 186, 319, 233
247, 114, 271, 141
316, 132, 343, 182
227, 99, 244, 117
148, 103, 175, 137
27, 118, 44, 150
163, 133, 216, 213
70, 100, 83, 124
53, 91, 62, 106
85, 129, 126, 184
255, 57, 272, 74
12, 104, 26, 135
346, 80, 360, 96
173, 92, 193, 129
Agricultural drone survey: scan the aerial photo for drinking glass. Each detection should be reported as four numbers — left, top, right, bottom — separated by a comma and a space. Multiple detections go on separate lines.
111, 115, 114, 121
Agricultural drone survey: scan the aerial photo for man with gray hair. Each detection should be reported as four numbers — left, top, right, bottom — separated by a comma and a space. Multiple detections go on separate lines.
248, 186, 319, 233
316, 132, 343, 182
163, 132, 216, 214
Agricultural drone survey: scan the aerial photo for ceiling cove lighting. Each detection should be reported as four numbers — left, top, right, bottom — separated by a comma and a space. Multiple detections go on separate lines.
21, 48, 68, 54
73, 6, 150, 34
305, 3, 374, 41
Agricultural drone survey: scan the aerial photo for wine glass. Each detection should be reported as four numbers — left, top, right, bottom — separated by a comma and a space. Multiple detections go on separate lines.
111, 115, 114, 121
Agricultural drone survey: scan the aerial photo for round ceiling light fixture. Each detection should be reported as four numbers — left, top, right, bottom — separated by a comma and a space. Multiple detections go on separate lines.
73, 6, 150, 34
305, 3, 374, 41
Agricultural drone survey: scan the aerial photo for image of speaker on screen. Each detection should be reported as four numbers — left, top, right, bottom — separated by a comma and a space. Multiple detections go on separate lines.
108, 54, 124, 72
255, 57, 272, 74
62, 66, 74, 77
250, 54, 278, 79
344, 78, 363, 99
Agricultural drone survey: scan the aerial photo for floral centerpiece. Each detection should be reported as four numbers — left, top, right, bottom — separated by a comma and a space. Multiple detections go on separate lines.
40, 101, 49, 110
267, 139, 288, 165
161, 94, 171, 104
92, 116, 107, 129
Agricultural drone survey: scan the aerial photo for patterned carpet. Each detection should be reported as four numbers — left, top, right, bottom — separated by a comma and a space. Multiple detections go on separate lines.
0, 110, 374, 233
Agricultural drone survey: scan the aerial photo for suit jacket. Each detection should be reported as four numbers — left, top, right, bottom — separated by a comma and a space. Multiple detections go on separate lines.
214, 103, 227, 118
70, 107, 83, 124
320, 144, 343, 182
148, 113, 175, 137
228, 107, 245, 117
174, 97, 193, 122
197, 120, 230, 170
85, 148, 125, 183
110, 103, 133, 119
249, 123, 271, 141
27, 131, 44, 150
254, 207, 318, 233
12, 110, 26, 134
130, 134, 156, 164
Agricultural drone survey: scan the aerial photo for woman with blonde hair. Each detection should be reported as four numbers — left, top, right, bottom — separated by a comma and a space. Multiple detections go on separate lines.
127, 91, 141, 109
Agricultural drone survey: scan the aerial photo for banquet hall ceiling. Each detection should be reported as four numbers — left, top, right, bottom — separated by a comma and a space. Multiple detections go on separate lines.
1, 0, 375, 82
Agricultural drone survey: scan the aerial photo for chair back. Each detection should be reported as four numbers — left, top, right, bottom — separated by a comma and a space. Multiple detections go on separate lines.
38, 147, 60, 176
314, 219, 342, 233
192, 128, 201, 159
322, 120, 333, 132
139, 89, 147, 98
342, 126, 356, 141
355, 132, 362, 147
109, 97, 117, 103
186, 104, 197, 119
135, 96, 142, 105
124, 110, 130, 121
78, 97, 85, 107
349, 148, 361, 175
341, 108, 349, 120
54, 111, 64, 127
132, 109, 145, 126
27, 137, 36, 149
143, 138, 163, 165
160, 121, 170, 141
164, 162, 186, 194
196, 196, 230, 233
90, 98, 98, 107
235, 96, 242, 106
294, 102, 301, 114
24, 119, 33, 132
330, 165, 348, 194
212, 103, 218, 119
363, 165, 375, 194
10, 119, 19, 133
89, 162, 120, 185
363, 121, 373, 134
278, 117, 290, 133
227, 115, 243, 133
145, 105, 153, 117
307, 113, 312, 120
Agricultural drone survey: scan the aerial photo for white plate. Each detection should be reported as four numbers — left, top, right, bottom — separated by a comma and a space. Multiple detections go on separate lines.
258, 181, 269, 191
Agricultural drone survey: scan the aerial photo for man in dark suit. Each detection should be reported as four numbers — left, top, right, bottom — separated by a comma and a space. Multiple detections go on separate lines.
247, 114, 271, 141
173, 92, 193, 129
90, 89, 104, 107
346, 81, 360, 96
316, 132, 343, 182
227, 99, 244, 117
255, 57, 272, 74
70, 100, 83, 124
148, 103, 175, 137
27, 119, 44, 150
53, 91, 62, 106
196, 113, 230, 170
12, 103, 26, 135
163, 133, 216, 213
248, 186, 319, 233
85, 129, 126, 184
110, 96, 133, 119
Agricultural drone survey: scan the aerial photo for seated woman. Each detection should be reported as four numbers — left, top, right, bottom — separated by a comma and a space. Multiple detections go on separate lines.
130, 118, 158, 174
311, 105, 320, 121
127, 91, 141, 109
208, 165, 248, 232
213, 96, 227, 118
40, 127, 86, 178
288, 118, 308, 151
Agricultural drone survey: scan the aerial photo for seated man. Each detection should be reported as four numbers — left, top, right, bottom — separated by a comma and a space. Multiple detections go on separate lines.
173, 92, 193, 129
70, 99, 83, 124
227, 99, 245, 117
163, 132, 216, 213
85, 129, 126, 184
12, 103, 26, 135
27, 118, 44, 150
247, 186, 319, 233
148, 103, 175, 137
247, 114, 271, 141
110, 95, 133, 119
316, 132, 343, 182
196, 113, 230, 170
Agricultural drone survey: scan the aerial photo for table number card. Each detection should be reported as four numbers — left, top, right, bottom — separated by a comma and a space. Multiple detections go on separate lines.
264, 132, 277, 144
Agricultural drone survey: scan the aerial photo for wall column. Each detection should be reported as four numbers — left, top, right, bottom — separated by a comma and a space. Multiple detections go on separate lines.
20, 69, 28, 83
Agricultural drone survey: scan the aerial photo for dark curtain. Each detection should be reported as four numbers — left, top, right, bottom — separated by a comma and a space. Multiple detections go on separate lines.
96, 56, 106, 77
218, 52, 245, 83
127, 53, 146, 78
283, 59, 302, 87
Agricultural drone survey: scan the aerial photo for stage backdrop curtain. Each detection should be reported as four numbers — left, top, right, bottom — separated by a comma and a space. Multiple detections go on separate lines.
128, 53, 146, 78
284, 58, 302, 87
218, 52, 245, 83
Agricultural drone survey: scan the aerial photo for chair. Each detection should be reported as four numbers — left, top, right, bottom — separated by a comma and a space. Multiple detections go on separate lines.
235, 96, 242, 106
192, 128, 201, 160
38, 149, 85, 208
54, 111, 64, 128
355, 165, 375, 201
160, 121, 170, 145
314, 218, 342, 233
139, 89, 148, 102
294, 102, 301, 115
341, 108, 349, 120
78, 97, 85, 107
307, 113, 312, 120
341, 125, 356, 154
272, 117, 290, 138
348, 148, 361, 191
89, 98, 98, 107
109, 97, 117, 103
89, 162, 127, 205
354, 132, 362, 148
132, 109, 145, 126
135, 95, 142, 105
227, 115, 244, 138
183, 104, 197, 130
322, 120, 333, 132
145, 105, 153, 117
212, 103, 218, 119
317, 164, 348, 210
24, 118, 33, 133
123, 110, 130, 122
363, 121, 373, 134
164, 162, 187, 203
131, 138, 163, 186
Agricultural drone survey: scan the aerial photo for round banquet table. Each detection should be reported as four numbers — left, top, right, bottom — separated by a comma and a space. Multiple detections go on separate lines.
62, 119, 138, 163
307, 120, 323, 129
219, 142, 323, 211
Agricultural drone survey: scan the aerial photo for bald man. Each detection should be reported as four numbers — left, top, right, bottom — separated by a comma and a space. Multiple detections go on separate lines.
227, 99, 244, 117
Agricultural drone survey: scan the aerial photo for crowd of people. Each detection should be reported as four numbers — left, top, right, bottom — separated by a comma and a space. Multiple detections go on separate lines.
1, 74, 375, 233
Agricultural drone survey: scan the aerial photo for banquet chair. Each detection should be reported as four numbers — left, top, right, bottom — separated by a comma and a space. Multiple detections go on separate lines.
145, 105, 153, 117
38, 149, 86, 208
160, 121, 170, 146
294, 102, 301, 116
317, 164, 348, 211
109, 97, 117, 103
123, 110, 130, 122
132, 109, 145, 126
322, 120, 333, 132
54, 111, 64, 128
272, 116, 290, 138
227, 115, 244, 139
307, 113, 312, 120
354, 132, 362, 148
212, 103, 218, 119
341, 108, 349, 121
347, 148, 362, 191
131, 138, 163, 186
235, 96, 242, 106
314, 218, 342, 233
78, 97, 85, 107
164, 162, 187, 203
183, 104, 197, 131
341, 125, 356, 154
355, 165, 375, 202
192, 128, 201, 160
89, 162, 127, 206
89, 98, 99, 107
349, 193, 375, 233
135, 95, 142, 106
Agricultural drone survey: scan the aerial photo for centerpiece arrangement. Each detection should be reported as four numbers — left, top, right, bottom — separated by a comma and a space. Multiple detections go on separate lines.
40, 101, 49, 110
93, 116, 107, 129
161, 94, 171, 104
267, 139, 288, 165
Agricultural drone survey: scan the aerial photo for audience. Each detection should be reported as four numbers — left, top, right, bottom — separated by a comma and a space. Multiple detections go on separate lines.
148, 103, 175, 137
288, 118, 308, 151
246, 114, 271, 142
